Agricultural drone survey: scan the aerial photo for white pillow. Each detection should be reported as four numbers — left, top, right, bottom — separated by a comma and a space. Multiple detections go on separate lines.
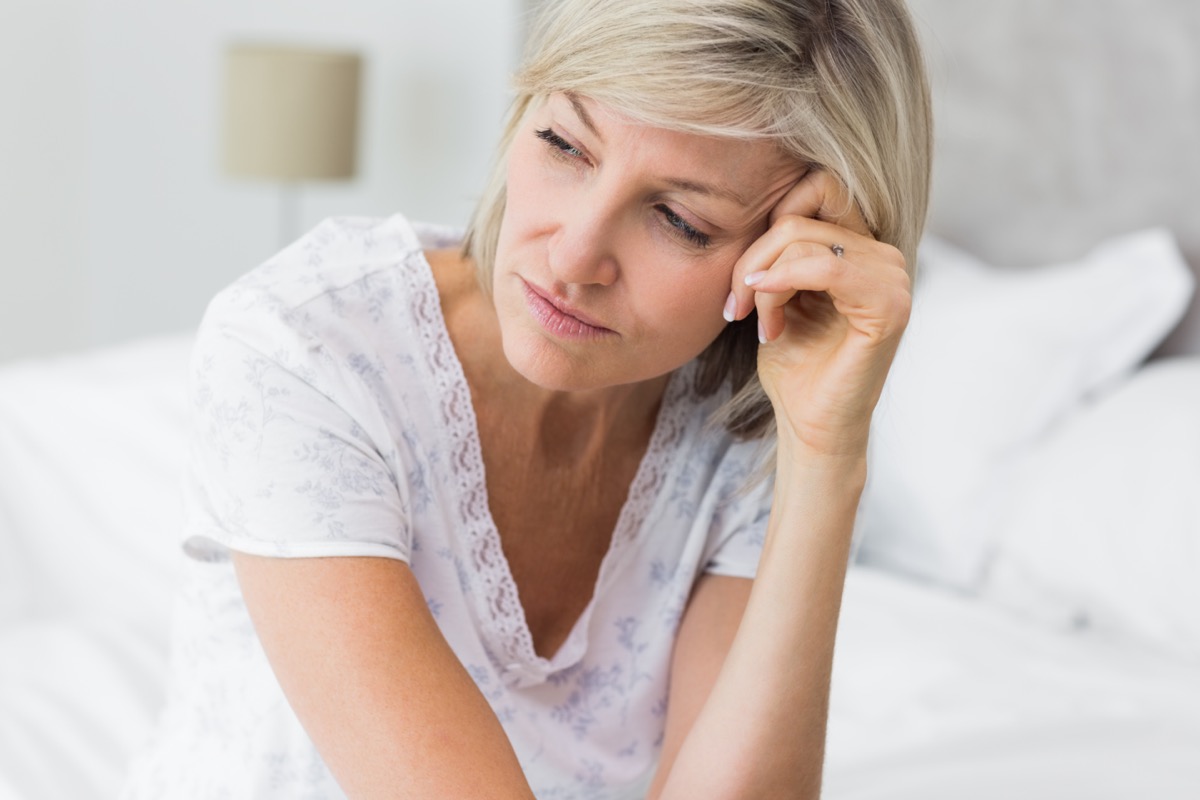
854, 229, 1194, 590
980, 357, 1200, 661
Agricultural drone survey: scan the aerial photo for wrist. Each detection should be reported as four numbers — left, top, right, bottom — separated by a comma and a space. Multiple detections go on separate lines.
771, 447, 867, 519
774, 438, 868, 483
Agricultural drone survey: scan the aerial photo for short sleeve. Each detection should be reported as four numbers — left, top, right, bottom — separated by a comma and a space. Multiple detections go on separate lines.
701, 445, 774, 580
181, 307, 412, 564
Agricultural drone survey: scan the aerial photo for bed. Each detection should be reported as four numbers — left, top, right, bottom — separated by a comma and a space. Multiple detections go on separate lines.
3, 1, 1200, 798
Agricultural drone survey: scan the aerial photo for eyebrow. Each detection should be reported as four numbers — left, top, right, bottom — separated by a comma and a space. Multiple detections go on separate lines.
566, 92, 601, 140
661, 177, 751, 207
562, 92, 752, 208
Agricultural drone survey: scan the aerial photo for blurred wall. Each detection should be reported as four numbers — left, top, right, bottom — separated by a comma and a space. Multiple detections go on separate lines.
0, 0, 520, 363
907, 0, 1200, 355
0, 0, 89, 362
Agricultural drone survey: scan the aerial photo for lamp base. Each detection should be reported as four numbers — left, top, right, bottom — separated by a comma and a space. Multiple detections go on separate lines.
280, 183, 299, 249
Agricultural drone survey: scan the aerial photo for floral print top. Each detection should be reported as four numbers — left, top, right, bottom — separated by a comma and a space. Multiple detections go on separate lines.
121, 213, 772, 800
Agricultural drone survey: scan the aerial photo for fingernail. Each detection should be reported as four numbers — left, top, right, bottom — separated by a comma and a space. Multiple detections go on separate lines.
758, 319, 768, 344
744, 271, 766, 287
722, 292, 737, 322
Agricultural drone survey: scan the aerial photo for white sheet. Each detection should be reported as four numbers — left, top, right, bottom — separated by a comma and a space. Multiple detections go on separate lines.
6, 565, 1196, 799
0, 334, 190, 800
3, 335, 1199, 799
0, 617, 168, 800
825, 567, 1200, 798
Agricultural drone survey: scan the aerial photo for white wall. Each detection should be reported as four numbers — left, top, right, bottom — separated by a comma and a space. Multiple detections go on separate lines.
0, 0, 89, 361
1, 0, 520, 363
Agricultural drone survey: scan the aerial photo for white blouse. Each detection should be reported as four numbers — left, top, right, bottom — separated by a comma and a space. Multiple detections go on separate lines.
121, 213, 772, 800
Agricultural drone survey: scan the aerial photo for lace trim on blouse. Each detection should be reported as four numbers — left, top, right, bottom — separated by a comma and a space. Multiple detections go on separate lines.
404, 245, 698, 688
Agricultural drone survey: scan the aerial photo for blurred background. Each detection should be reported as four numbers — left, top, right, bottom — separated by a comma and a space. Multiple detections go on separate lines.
2, 0, 1198, 363
0, 0, 521, 363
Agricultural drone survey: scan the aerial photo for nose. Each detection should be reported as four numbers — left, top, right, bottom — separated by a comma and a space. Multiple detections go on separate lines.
545, 195, 620, 288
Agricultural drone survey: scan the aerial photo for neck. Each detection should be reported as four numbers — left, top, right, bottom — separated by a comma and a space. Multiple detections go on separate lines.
522, 374, 670, 464
473, 307, 669, 463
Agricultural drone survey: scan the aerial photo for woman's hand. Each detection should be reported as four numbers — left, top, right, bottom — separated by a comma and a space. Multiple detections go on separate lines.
727, 169, 912, 460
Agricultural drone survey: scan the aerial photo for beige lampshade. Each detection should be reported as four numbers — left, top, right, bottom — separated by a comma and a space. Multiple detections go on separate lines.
222, 44, 362, 181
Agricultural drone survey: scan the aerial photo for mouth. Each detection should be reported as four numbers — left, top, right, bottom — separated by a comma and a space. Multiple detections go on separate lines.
520, 279, 615, 340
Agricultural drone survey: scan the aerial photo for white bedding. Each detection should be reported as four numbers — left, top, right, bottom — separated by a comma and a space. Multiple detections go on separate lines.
0, 616, 168, 799
4, 555, 1198, 797
0, 335, 187, 800
826, 567, 1200, 798
2, 331, 1199, 799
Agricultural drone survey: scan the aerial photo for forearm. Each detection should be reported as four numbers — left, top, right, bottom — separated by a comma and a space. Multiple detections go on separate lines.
234, 554, 537, 800
657, 448, 866, 800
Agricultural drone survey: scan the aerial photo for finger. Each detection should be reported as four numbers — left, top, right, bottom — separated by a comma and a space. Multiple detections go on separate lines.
729, 221, 831, 322
729, 216, 891, 321
749, 249, 911, 343
728, 169, 873, 322
769, 169, 873, 236
746, 241, 827, 342
751, 283, 797, 343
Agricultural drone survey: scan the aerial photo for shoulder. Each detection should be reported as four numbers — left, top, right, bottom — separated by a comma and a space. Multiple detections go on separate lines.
187, 213, 467, 435
198, 213, 462, 360
205, 213, 460, 326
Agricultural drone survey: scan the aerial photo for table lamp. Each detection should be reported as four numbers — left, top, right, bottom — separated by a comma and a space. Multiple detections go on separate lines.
222, 43, 362, 247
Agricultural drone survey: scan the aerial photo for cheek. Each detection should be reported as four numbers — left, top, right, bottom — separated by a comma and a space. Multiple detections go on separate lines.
631, 255, 735, 349
503, 128, 576, 223
504, 145, 539, 219
495, 139, 547, 258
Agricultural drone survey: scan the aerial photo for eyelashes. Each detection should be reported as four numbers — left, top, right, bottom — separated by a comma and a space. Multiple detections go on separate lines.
535, 128, 583, 160
533, 127, 712, 249
654, 204, 711, 248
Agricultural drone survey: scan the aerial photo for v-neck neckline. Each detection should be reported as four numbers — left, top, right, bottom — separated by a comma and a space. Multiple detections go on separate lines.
410, 244, 695, 688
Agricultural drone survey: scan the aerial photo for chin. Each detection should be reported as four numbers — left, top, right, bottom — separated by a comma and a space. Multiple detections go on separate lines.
499, 326, 610, 392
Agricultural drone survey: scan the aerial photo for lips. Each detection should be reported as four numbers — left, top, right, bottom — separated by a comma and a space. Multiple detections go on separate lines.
520, 279, 615, 340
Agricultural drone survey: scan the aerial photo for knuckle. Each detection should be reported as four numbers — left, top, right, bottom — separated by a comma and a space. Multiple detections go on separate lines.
776, 214, 811, 240
883, 285, 913, 332
894, 291, 913, 324
878, 242, 906, 271
805, 168, 836, 192
780, 241, 809, 263
891, 265, 913, 296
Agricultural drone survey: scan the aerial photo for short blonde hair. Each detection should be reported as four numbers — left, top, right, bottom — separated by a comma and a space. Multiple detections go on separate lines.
463, 0, 932, 438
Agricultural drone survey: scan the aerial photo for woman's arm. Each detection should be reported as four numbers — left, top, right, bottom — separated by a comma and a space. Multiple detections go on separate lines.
232, 553, 537, 799
653, 169, 911, 799
646, 573, 752, 798
650, 456, 863, 799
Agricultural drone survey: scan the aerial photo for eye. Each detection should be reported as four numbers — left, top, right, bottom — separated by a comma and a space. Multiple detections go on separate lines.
535, 128, 585, 162
655, 204, 711, 248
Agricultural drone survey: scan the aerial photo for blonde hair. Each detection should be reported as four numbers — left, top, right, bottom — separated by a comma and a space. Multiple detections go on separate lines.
463, 0, 932, 439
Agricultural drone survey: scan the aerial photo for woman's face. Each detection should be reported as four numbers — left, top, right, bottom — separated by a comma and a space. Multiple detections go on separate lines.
492, 92, 805, 392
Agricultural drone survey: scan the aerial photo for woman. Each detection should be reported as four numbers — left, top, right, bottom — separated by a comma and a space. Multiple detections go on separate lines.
123, 0, 931, 797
